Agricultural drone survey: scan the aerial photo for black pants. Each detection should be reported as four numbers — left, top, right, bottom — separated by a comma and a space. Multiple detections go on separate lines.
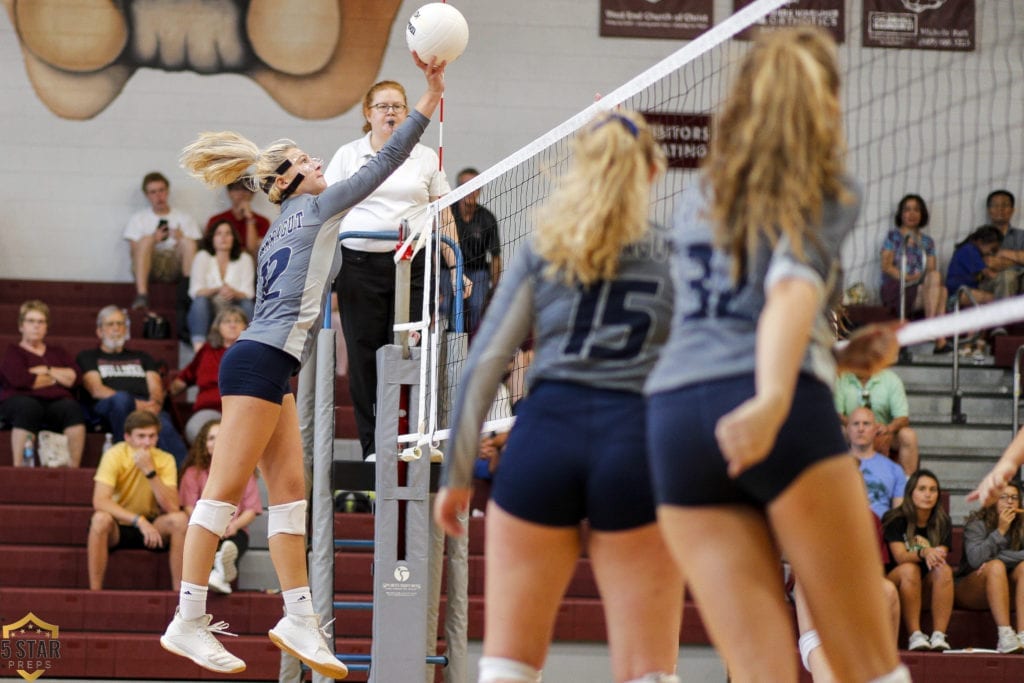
336, 247, 425, 457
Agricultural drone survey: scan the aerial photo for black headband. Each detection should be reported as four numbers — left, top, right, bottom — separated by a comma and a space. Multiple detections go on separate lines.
260, 159, 294, 194
278, 172, 305, 202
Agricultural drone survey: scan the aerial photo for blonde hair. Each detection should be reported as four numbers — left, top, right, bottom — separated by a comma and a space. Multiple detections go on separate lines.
705, 27, 851, 282
533, 110, 665, 286
179, 132, 297, 205
362, 80, 407, 134
19, 300, 50, 326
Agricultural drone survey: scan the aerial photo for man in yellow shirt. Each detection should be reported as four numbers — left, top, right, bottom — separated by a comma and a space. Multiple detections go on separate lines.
87, 410, 188, 590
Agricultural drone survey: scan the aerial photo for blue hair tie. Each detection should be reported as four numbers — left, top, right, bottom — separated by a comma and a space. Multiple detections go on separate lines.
591, 112, 639, 138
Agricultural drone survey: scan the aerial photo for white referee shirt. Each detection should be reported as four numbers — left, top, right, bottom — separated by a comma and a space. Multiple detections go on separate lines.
323, 132, 450, 253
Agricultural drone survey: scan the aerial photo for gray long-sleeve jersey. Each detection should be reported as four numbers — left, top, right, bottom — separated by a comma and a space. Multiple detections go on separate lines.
645, 179, 861, 396
442, 224, 674, 489
240, 112, 428, 365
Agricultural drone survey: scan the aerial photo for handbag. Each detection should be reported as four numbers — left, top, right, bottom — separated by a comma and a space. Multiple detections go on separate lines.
38, 430, 71, 467
142, 312, 170, 339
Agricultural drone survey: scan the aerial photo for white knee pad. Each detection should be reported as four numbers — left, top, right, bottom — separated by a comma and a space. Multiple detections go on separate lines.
478, 656, 541, 683
267, 500, 307, 538
625, 674, 681, 683
188, 499, 237, 536
798, 629, 822, 672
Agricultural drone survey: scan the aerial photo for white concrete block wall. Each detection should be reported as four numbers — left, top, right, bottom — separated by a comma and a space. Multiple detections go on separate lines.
0, 1, 1021, 301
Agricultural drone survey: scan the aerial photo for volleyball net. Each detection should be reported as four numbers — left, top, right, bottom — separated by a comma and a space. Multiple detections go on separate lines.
410, 0, 1023, 446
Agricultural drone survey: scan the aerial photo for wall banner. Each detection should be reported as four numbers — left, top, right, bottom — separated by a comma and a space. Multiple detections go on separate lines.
863, 0, 975, 51
600, 0, 713, 40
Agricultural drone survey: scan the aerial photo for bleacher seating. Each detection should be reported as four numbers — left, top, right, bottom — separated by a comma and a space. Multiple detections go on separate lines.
3, 279, 1024, 681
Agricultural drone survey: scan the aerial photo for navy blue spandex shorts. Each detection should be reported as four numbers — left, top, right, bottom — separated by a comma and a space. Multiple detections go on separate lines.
491, 380, 657, 532
647, 372, 848, 507
218, 340, 299, 404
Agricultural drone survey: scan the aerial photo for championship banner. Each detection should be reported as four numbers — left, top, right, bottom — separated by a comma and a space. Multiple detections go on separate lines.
734, 0, 845, 43
600, 0, 713, 40
863, 0, 975, 51
642, 113, 711, 169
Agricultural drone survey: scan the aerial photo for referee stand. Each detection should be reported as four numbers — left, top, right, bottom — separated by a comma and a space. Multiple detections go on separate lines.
292, 228, 468, 682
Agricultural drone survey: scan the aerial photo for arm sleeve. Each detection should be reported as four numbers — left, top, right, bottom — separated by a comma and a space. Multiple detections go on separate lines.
441, 249, 536, 489
0, 346, 33, 390
176, 349, 202, 385
76, 350, 98, 374
155, 451, 178, 488
317, 112, 429, 219
188, 252, 212, 298
178, 468, 201, 508
93, 447, 122, 489
887, 373, 909, 419
962, 519, 1008, 569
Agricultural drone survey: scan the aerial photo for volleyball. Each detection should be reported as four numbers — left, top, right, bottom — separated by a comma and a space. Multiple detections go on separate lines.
405, 3, 469, 64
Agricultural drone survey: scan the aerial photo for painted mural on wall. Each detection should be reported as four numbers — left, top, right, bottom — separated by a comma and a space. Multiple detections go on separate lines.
2, 0, 402, 120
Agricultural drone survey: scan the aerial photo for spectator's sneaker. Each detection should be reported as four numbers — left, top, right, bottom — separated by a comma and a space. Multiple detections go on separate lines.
268, 613, 348, 679
131, 293, 149, 310
160, 608, 245, 673
907, 630, 930, 651
997, 628, 1023, 654
929, 631, 951, 651
207, 566, 232, 595
216, 540, 239, 583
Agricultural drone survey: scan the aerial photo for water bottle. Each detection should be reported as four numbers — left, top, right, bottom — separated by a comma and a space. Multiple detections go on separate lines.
102, 433, 114, 453
23, 435, 36, 468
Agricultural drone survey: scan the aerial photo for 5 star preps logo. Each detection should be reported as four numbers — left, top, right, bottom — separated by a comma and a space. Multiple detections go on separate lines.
1, 613, 62, 681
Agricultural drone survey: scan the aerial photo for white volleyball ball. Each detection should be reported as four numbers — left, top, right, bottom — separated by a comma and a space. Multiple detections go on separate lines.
406, 3, 469, 64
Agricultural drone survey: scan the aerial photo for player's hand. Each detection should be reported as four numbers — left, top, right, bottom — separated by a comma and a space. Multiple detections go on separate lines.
412, 52, 446, 94
968, 459, 1019, 508
715, 395, 787, 478
434, 486, 471, 537
836, 322, 901, 376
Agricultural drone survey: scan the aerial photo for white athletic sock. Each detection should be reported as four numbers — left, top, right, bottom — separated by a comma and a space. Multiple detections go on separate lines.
282, 586, 315, 617
868, 664, 911, 683
478, 656, 541, 682
179, 581, 208, 621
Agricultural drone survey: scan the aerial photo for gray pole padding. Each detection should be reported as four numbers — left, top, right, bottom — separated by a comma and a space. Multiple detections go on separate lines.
310, 328, 338, 683
280, 344, 321, 683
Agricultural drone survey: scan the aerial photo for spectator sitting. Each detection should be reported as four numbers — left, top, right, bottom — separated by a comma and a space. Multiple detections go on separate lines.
0, 300, 86, 467
76, 305, 187, 466
979, 190, 1024, 299
879, 194, 949, 352
947, 225, 1004, 358
187, 220, 255, 351
835, 368, 919, 476
205, 179, 271, 258
848, 407, 906, 520
123, 171, 200, 311
882, 469, 954, 652
87, 409, 188, 591
954, 479, 1024, 654
178, 419, 262, 594
169, 306, 248, 444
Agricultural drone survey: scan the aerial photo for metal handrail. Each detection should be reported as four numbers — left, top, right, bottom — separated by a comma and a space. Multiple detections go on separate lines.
898, 246, 908, 322
1013, 344, 1024, 436
950, 286, 970, 424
